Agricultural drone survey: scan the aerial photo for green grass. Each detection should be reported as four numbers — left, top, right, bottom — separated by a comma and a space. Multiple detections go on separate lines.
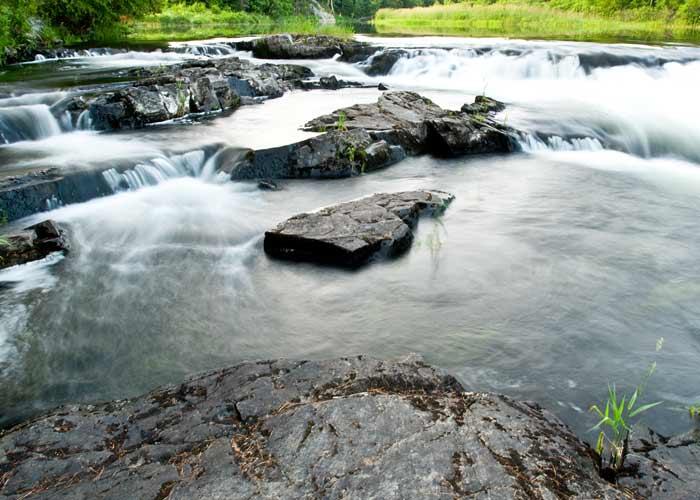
374, 2, 700, 43
588, 338, 664, 475
129, 3, 352, 41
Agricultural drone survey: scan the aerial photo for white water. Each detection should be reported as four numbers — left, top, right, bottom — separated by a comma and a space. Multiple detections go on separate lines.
0, 104, 63, 144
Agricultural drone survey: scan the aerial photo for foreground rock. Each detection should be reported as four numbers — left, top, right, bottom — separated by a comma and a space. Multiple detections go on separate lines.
0, 220, 68, 270
264, 191, 453, 267
617, 426, 700, 498
228, 91, 514, 181
56, 57, 313, 131
0, 356, 629, 499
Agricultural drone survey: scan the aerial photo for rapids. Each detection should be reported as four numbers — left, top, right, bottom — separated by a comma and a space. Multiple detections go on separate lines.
1, 35, 699, 439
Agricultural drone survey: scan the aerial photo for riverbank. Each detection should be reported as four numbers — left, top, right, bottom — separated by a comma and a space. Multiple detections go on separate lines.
131, 3, 352, 42
374, 2, 700, 43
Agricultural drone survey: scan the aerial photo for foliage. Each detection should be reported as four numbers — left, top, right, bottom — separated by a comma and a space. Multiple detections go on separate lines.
134, 2, 352, 40
0, 210, 9, 248
336, 111, 348, 131
374, 1, 700, 42
690, 404, 700, 419
39, 0, 163, 37
589, 338, 664, 474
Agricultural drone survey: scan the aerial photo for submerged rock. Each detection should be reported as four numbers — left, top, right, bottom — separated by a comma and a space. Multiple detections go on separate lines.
0, 220, 68, 270
264, 190, 454, 267
0, 356, 628, 499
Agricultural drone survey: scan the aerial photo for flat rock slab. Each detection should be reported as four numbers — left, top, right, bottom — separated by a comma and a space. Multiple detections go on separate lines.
0, 220, 68, 270
264, 190, 454, 267
0, 356, 631, 499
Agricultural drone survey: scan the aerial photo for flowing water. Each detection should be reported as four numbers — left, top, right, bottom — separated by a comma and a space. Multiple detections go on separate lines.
1, 36, 700, 439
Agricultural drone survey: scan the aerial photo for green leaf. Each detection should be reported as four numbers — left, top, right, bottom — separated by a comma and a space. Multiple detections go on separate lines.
629, 401, 662, 418
628, 388, 639, 411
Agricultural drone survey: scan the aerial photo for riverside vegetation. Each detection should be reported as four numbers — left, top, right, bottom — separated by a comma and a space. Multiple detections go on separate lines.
374, 0, 700, 42
4, 0, 700, 64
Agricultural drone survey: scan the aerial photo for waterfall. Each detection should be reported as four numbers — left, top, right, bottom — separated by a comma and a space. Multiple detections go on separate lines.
102, 150, 208, 192
174, 42, 238, 57
518, 134, 605, 153
358, 45, 700, 164
0, 105, 63, 145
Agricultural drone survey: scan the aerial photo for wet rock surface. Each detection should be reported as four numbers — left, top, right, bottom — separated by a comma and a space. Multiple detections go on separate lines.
243, 34, 375, 62
0, 220, 68, 270
617, 426, 700, 498
0, 356, 631, 499
304, 91, 515, 157
228, 128, 406, 180
228, 92, 514, 181
264, 190, 454, 267
59, 57, 313, 131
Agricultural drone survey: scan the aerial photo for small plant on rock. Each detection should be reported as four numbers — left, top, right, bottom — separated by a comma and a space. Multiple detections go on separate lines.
0, 210, 8, 247
690, 405, 700, 420
336, 111, 347, 131
589, 338, 664, 478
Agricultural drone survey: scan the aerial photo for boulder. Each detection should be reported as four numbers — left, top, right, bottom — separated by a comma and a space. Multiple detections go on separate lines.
64, 57, 311, 131
0, 220, 68, 270
228, 129, 406, 181
362, 49, 408, 76
304, 91, 515, 157
248, 34, 374, 62
461, 95, 507, 115
0, 356, 628, 499
299, 75, 369, 91
264, 190, 454, 267
227, 92, 513, 182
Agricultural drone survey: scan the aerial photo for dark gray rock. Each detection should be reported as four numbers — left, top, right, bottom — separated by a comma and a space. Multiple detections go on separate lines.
299, 75, 369, 91
0, 168, 114, 222
64, 57, 311, 131
616, 426, 700, 498
228, 129, 406, 181
257, 179, 281, 191
304, 91, 515, 157
0, 356, 628, 499
264, 190, 454, 267
0, 220, 68, 270
362, 49, 408, 76
227, 92, 512, 182
461, 95, 507, 115
248, 34, 374, 62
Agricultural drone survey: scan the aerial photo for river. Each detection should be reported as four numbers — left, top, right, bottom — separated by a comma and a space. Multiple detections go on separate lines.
1, 35, 699, 439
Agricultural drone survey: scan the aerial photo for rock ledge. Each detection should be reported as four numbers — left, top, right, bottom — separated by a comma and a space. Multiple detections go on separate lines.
1, 356, 630, 499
